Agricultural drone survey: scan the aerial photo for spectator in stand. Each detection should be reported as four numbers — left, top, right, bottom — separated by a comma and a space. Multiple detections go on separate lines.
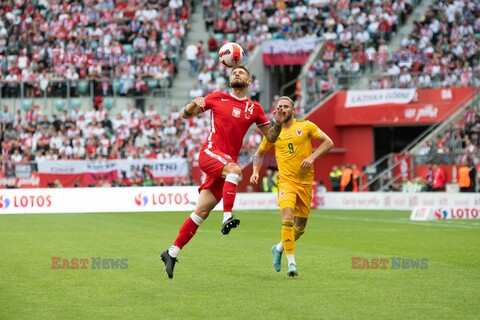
317, 180, 327, 193
249, 75, 261, 102
0, 106, 12, 127
341, 164, 354, 192
329, 165, 342, 191
432, 164, 446, 192
189, 82, 204, 100
458, 159, 475, 192
207, 34, 219, 52
185, 42, 199, 76
421, 162, 434, 191
261, 168, 275, 192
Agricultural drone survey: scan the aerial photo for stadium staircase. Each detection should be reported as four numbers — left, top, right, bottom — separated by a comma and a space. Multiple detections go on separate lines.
168, 4, 208, 112
354, 0, 435, 89
359, 89, 480, 191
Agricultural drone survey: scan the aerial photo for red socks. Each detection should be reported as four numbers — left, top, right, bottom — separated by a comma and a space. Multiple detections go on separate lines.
173, 213, 204, 249
223, 173, 241, 213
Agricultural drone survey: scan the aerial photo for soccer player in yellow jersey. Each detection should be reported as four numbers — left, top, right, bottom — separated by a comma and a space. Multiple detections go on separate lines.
250, 96, 333, 277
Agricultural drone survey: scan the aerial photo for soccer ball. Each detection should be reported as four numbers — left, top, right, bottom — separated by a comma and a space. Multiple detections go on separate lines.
218, 42, 245, 68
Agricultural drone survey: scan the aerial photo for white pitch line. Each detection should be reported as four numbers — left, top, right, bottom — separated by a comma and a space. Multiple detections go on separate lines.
314, 214, 480, 231
254, 210, 480, 230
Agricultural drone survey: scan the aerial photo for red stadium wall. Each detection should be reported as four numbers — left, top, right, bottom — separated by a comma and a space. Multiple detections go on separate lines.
306, 94, 373, 190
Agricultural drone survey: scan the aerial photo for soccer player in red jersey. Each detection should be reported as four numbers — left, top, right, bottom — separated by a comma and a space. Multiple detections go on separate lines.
161, 66, 287, 278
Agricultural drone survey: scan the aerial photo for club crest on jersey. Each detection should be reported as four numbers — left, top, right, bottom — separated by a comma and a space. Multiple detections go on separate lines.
232, 107, 241, 118
296, 130, 303, 137
280, 191, 285, 197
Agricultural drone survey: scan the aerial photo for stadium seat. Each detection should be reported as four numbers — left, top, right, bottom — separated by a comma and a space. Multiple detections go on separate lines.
21, 100, 32, 111
71, 99, 81, 109
226, 33, 235, 42
147, 79, 158, 90
214, 33, 223, 44
210, 52, 218, 61
123, 44, 134, 55
112, 80, 120, 94
54, 100, 65, 111
103, 98, 114, 110
77, 80, 89, 96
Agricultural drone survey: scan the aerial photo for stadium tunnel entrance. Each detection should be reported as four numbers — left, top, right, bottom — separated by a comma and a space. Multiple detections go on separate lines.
269, 65, 302, 103
374, 126, 429, 160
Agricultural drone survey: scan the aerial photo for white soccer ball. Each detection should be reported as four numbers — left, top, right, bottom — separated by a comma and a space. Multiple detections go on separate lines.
218, 42, 245, 68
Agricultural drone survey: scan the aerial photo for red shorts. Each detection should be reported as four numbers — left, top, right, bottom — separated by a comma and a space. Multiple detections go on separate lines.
198, 147, 235, 201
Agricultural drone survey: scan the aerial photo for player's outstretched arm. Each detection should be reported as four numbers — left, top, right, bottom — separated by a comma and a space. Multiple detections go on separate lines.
259, 109, 287, 143
182, 97, 205, 119
250, 147, 267, 184
300, 132, 334, 169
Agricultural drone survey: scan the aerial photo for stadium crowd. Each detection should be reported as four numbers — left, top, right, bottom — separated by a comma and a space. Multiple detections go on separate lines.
368, 0, 480, 89
305, 0, 417, 103
0, 100, 265, 186
0, 0, 195, 97
305, 0, 480, 102
415, 104, 480, 166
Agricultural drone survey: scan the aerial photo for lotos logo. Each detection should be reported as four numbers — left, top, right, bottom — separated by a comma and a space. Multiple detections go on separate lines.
0, 195, 11, 209
134, 193, 148, 206
434, 209, 448, 220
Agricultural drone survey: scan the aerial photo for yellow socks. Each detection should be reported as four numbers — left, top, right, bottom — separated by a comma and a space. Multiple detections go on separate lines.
281, 220, 295, 255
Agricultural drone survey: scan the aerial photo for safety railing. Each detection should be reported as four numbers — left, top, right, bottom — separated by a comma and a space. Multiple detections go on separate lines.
0, 78, 173, 116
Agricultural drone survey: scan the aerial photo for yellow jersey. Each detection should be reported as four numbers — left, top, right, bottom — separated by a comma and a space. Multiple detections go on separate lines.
259, 119, 324, 185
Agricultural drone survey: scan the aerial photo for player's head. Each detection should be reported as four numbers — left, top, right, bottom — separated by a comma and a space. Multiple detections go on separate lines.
230, 65, 251, 89
276, 96, 294, 122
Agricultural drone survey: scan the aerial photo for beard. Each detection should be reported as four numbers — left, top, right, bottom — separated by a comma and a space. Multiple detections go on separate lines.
284, 111, 293, 123
230, 79, 247, 89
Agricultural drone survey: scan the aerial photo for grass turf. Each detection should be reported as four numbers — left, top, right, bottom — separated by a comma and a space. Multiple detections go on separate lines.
0, 210, 479, 319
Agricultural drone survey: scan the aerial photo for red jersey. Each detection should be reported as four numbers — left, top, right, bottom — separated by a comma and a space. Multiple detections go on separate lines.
201, 91, 270, 160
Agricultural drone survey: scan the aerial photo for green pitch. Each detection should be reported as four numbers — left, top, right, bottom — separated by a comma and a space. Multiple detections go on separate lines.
1, 210, 479, 319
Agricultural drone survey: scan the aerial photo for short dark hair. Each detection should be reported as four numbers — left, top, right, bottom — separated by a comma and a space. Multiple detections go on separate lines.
232, 65, 250, 77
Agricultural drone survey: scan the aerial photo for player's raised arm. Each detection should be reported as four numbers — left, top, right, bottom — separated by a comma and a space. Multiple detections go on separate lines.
300, 131, 334, 169
259, 109, 287, 143
181, 96, 206, 119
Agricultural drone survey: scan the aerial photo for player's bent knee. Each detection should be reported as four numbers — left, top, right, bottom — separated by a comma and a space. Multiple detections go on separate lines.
281, 208, 294, 221
225, 163, 242, 176
195, 209, 210, 219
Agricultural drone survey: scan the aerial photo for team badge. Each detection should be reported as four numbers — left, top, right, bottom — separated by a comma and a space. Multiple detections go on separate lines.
280, 191, 285, 197
232, 107, 241, 118
296, 130, 303, 136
